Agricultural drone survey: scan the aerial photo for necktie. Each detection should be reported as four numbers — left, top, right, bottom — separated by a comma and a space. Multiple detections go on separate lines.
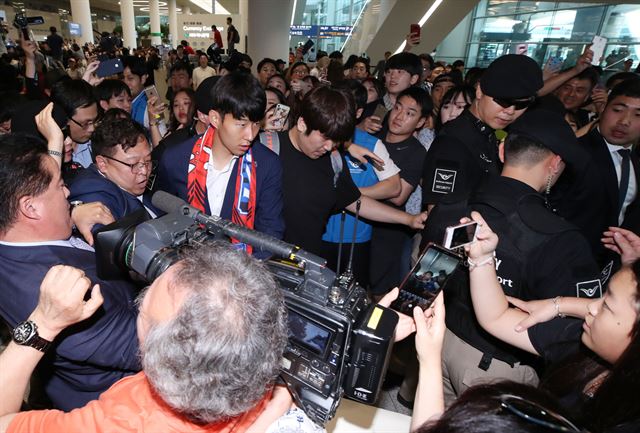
618, 149, 631, 215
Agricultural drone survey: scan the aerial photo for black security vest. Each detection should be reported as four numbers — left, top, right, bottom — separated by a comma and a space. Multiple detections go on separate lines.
422, 180, 579, 366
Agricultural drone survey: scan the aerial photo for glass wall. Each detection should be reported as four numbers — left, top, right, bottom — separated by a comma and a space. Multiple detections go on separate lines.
289, 0, 368, 56
465, 1, 640, 73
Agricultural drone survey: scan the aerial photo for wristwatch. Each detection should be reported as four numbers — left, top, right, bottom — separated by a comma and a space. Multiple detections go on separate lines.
12, 320, 52, 352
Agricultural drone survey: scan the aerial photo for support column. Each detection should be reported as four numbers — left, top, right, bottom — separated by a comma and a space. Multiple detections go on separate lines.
247, 0, 294, 62
149, 0, 162, 46
120, 0, 137, 50
168, 0, 178, 48
69, 0, 94, 45
239, 0, 248, 53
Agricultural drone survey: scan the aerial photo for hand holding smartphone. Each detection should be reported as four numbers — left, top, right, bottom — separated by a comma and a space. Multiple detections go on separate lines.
590, 35, 607, 66
144, 85, 165, 121
410, 24, 421, 44
390, 244, 462, 315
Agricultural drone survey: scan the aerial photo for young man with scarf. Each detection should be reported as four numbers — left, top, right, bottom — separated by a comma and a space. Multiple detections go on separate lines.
156, 71, 284, 257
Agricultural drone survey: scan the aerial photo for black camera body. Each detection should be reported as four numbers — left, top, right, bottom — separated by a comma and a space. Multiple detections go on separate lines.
12, 12, 44, 41
94, 192, 398, 426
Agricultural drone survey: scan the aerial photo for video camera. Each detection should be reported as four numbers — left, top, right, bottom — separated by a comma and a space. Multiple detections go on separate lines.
12, 11, 44, 41
94, 191, 398, 425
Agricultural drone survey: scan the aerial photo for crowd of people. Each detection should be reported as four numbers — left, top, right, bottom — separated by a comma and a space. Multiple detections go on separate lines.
0, 21, 639, 433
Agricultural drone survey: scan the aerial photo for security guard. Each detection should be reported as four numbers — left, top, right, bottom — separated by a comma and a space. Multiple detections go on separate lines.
416, 110, 602, 405
422, 54, 543, 210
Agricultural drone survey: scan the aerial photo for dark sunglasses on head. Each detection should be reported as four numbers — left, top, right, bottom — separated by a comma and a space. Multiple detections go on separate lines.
493, 96, 536, 110
499, 394, 585, 432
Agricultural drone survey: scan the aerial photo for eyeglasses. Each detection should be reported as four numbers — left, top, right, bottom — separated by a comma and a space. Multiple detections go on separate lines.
101, 155, 157, 174
69, 116, 99, 130
499, 394, 584, 432
493, 96, 536, 110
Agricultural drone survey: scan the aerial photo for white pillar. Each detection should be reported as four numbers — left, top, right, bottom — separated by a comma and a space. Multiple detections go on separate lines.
183, 6, 191, 15
120, 0, 137, 50
149, 0, 162, 46
247, 0, 293, 62
239, 0, 249, 53
69, 0, 94, 45
168, 0, 178, 48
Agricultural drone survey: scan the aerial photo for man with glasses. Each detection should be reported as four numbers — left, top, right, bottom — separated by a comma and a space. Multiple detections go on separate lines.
422, 54, 543, 211
50, 79, 100, 168
69, 116, 160, 228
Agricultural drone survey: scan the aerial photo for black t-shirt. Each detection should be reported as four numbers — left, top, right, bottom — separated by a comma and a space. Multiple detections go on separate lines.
279, 132, 360, 257
528, 318, 583, 365
384, 135, 426, 191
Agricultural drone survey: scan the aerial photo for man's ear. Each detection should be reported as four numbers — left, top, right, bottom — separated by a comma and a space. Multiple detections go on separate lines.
498, 140, 505, 163
209, 110, 222, 128
95, 154, 108, 173
416, 116, 426, 130
551, 154, 564, 174
475, 83, 483, 101
99, 100, 110, 112
18, 195, 41, 221
141, 74, 149, 84
356, 107, 364, 120
296, 116, 307, 133
410, 74, 420, 85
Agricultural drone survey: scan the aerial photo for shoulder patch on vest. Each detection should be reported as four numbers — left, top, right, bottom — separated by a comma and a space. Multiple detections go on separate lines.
576, 279, 602, 299
432, 168, 457, 194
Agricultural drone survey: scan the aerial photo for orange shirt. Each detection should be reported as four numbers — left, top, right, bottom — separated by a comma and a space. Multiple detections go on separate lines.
9, 372, 270, 433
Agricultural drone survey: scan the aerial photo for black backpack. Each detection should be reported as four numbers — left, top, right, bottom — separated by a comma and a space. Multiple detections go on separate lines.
232, 27, 240, 44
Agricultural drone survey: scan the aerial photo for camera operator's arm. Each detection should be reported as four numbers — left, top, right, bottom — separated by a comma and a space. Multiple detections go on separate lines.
411, 292, 445, 431
345, 195, 428, 230
0, 266, 103, 432
35, 102, 63, 167
466, 212, 538, 355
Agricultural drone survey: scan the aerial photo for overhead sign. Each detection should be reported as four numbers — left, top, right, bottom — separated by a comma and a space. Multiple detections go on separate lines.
68, 22, 81, 36
290, 25, 352, 39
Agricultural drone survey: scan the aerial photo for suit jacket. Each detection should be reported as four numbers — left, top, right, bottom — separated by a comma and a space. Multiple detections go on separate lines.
552, 128, 640, 264
0, 243, 140, 410
156, 135, 285, 246
69, 164, 161, 231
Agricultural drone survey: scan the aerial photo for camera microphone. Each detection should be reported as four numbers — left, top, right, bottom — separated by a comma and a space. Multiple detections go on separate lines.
151, 191, 297, 259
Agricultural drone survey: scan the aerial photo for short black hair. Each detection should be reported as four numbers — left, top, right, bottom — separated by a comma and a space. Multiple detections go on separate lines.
257, 58, 277, 73
298, 86, 355, 144
50, 79, 97, 118
607, 76, 640, 103
91, 116, 148, 160
170, 62, 193, 78
605, 72, 639, 90
334, 79, 367, 111
385, 52, 422, 78
503, 132, 552, 167
94, 79, 131, 103
211, 25, 217, 30
0, 133, 51, 234
123, 56, 148, 78
329, 51, 343, 60
264, 86, 286, 106
419, 53, 435, 70
452, 59, 465, 68
210, 70, 266, 122
396, 86, 433, 118
569, 66, 599, 90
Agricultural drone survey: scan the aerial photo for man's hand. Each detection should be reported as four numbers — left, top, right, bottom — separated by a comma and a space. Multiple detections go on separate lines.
574, 47, 593, 73
82, 60, 104, 86
378, 287, 417, 342
403, 33, 420, 52
347, 142, 384, 168
591, 87, 608, 114
71, 202, 115, 245
29, 265, 103, 340
413, 291, 445, 367
361, 115, 383, 134
35, 102, 64, 147
464, 211, 498, 261
602, 227, 640, 266
408, 211, 428, 230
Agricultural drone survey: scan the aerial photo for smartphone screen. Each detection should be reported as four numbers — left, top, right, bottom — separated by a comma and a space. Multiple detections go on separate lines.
144, 85, 165, 120
391, 244, 462, 315
444, 221, 478, 250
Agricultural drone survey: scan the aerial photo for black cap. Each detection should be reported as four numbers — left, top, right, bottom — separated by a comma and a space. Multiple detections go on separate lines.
195, 75, 220, 114
480, 54, 543, 99
509, 109, 587, 168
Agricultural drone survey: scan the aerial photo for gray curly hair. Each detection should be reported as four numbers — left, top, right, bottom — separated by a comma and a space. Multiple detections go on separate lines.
141, 242, 288, 424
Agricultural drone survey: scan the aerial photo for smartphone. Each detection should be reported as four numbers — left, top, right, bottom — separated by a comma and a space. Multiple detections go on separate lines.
372, 104, 387, 123
96, 58, 124, 78
443, 221, 479, 250
590, 35, 607, 66
144, 85, 165, 120
272, 103, 290, 129
390, 243, 462, 315
410, 24, 421, 44
301, 39, 314, 55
